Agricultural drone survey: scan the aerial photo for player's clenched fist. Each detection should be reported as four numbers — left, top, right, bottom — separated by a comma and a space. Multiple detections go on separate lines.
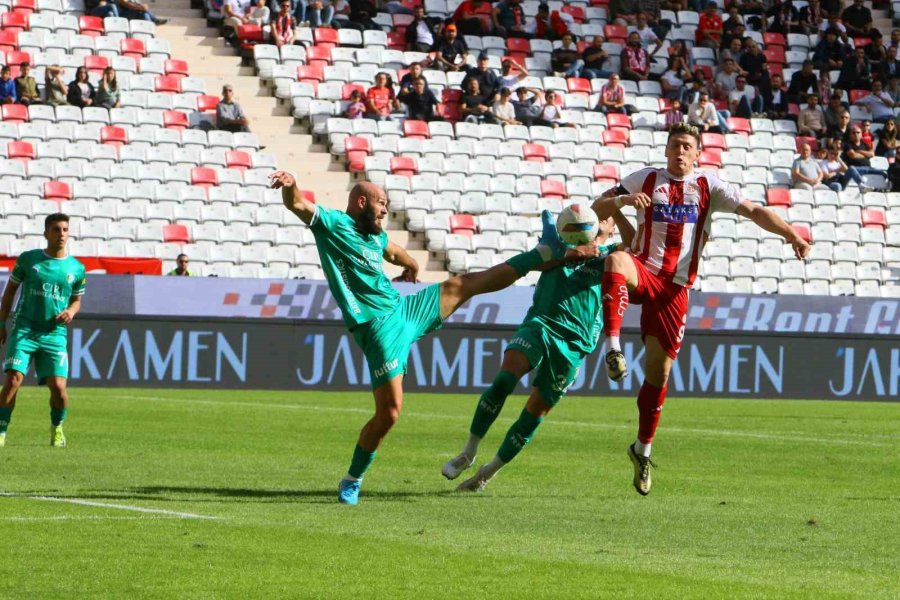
622, 193, 652, 209
269, 171, 296, 190
791, 236, 811, 261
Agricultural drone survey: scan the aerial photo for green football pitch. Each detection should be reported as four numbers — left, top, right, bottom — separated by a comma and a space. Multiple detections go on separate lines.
1, 388, 897, 599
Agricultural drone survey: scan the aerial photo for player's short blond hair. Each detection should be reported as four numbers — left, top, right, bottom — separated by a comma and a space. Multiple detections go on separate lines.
667, 123, 702, 148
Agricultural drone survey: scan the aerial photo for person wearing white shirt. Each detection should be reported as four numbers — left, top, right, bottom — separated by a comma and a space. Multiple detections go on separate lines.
630, 12, 662, 57
497, 58, 529, 92
492, 88, 520, 124
688, 92, 726, 133
727, 75, 762, 118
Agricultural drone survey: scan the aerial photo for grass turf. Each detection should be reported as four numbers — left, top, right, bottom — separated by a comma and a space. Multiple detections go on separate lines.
0, 387, 897, 599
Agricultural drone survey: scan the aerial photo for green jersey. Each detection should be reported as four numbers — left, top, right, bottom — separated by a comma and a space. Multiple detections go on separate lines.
524, 243, 619, 356
309, 205, 400, 329
10, 249, 86, 333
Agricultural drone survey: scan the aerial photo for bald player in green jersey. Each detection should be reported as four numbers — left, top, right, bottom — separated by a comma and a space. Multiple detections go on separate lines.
0, 213, 86, 448
444, 212, 635, 492
271, 171, 584, 505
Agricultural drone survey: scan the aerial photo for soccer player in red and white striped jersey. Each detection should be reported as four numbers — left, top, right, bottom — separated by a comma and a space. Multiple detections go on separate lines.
592, 123, 811, 496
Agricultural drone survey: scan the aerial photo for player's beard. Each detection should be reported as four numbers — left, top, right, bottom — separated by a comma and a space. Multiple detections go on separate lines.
359, 204, 383, 235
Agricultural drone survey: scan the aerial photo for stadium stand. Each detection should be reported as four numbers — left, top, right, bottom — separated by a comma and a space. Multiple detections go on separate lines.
0, 0, 896, 295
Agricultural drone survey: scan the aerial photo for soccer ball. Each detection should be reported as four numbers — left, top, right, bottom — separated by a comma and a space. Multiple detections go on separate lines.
556, 204, 599, 246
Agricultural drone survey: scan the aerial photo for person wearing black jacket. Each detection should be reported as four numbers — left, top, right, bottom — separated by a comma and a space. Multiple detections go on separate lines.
67, 66, 95, 107
761, 73, 790, 120
398, 77, 440, 121
787, 60, 817, 103
837, 46, 872, 91
461, 52, 500, 104
405, 5, 435, 52
879, 46, 900, 81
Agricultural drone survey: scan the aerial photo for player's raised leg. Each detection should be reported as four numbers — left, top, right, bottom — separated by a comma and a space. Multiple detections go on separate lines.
628, 335, 673, 495
46, 376, 69, 448
600, 251, 640, 381
443, 349, 532, 479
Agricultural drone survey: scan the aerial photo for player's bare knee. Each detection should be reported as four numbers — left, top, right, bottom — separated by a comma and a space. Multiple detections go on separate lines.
47, 379, 67, 397
3, 370, 24, 391
605, 251, 630, 273
645, 362, 671, 388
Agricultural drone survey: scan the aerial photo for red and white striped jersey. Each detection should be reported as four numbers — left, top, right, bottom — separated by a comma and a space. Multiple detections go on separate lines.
620, 167, 743, 288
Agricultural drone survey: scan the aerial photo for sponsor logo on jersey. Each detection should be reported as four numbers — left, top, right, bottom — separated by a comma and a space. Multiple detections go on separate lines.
652, 204, 698, 224
67, 274, 75, 284
373, 357, 399, 379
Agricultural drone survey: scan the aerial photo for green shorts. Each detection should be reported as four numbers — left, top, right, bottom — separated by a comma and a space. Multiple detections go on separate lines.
2, 326, 69, 383
506, 320, 583, 406
353, 284, 444, 390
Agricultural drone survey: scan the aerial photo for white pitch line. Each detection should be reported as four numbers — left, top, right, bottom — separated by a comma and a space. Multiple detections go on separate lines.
0, 515, 175, 523
111, 394, 896, 448
0, 492, 220, 520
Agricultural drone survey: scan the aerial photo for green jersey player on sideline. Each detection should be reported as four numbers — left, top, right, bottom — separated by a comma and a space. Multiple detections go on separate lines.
0, 213, 86, 448
444, 212, 635, 492
270, 171, 591, 506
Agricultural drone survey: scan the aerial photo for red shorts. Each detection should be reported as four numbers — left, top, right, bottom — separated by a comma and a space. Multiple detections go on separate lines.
628, 255, 690, 360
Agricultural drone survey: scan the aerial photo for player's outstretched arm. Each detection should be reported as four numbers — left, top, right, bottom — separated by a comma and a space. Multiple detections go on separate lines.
270, 171, 316, 225
0, 279, 20, 346
383, 241, 419, 282
56, 295, 81, 325
736, 201, 811, 260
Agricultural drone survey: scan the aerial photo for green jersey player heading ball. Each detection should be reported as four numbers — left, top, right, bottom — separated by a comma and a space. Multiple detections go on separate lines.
270, 171, 592, 506
0, 213, 86, 448
443, 212, 635, 492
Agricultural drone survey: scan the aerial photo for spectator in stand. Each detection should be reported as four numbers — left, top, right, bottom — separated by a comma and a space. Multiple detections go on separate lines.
525, 3, 573, 40
663, 98, 685, 130
813, 28, 848, 72
551, 33, 583, 77
762, 73, 789, 120
95, 66, 120, 109
248, 0, 270, 25
14, 63, 39, 106
300, 0, 334, 28
638, 0, 672, 36
272, 1, 296, 47
581, 36, 611, 79
696, 2, 723, 50
766, 0, 799, 35
890, 28, 900, 52
43, 66, 67, 106
115, 0, 167, 24
398, 77, 440, 121
659, 0, 685, 12
856, 80, 896, 123
621, 31, 650, 82
819, 145, 867, 192
0, 67, 15, 105
817, 69, 832, 104
167, 254, 192, 276
492, 87, 520, 125
87, 0, 118, 18
722, 5, 743, 34
875, 118, 899, 158
596, 73, 635, 114
866, 30, 887, 72
719, 19, 746, 54
365, 72, 399, 121
512, 87, 543, 125
841, 0, 872, 38
346, 0, 379, 31
668, 39, 690, 64
687, 68, 714, 104
67, 67, 95, 108
497, 58, 529, 91
461, 78, 497, 123
463, 52, 501, 105
798, 94, 827, 137
493, 0, 528, 38
660, 56, 691, 103
798, 0, 824, 34
406, 6, 434, 52
688, 92, 726, 133
787, 60, 817, 103
223, 0, 249, 29
399, 63, 427, 94
432, 24, 468, 72
792, 143, 830, 190
827, 110, 852, 142
887, 76, 900, 103
823, 94, 846, 128
714, 58, 739, 99
860, 119, 874, 146
216, 84, 250, 132
880, 46, 900, 81
837, 46, 872, 91
843, 126, 887, 183
535, 90, 573, 128
728, 75, 762, 118
818, 10, 848, 40
453, 0, 492, 35
719, 37, 745, 68
610, 0, 640, 26
740, 41, 768, 87
633, 12, 663, 57
345, 89, 365, 119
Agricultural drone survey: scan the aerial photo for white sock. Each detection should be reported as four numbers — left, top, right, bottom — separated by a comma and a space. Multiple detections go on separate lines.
481, 455, 506, 479
462, 434, 481, 458
607, 336, 622, 352
634, 440, 652, 458
342, 474, 360, 482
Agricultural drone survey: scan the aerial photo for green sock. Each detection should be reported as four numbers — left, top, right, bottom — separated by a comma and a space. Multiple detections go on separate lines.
505, 248, 544, 277
51, 408, 67, 427
497, 409, 544, 463
470, 370, 518, 438
0, 406, 11, 434
347, 444, 376, 480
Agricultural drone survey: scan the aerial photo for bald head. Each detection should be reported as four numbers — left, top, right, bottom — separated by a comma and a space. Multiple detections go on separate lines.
347, 181, 388, 235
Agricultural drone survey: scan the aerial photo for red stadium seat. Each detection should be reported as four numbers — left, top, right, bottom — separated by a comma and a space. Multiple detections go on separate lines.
163, 224, 190, 244
506, 37, 531, 56
701, 133, 726, 150
562, 4, 585, 22
1, 12, 29, 32
794, 224, 811, 243
83, 54, 109, 73
191, 166, 219, 187
387, 31, 405, 50
155, 75, 182, 93
78, 15, 104, 36
300, 190, 316, 204
605, 112, 632, 130
450, 214, 477, 235
540, 179, 567, 199
441, 102, 461, 122
345, 136, 370, 172
120, 38, 146, 59
567, 77, 591, 95
403, 119, 430, 139
442, 88, 463, 104
766, 188, 791, 207
5, 50, 30, 69
390, 156, 418, 177
763, 47, 785, 65
762, 32, 786, 48
795, 136, 818, 152
862, 208, 887, 229
7, 140, 34, 160
226, 150, 252, 170
313, 28, 339, 48
297, 64, 324, 83
342, 83, 365, 100
523, 143, 549, 162
604, 24, 627, 42
1, 104, 28, 123
164, 59, 189, 77
593, 163, 619, 182
44, 181, 71, 200
849, 89, 870, 104
163, 110, 189, 129
196, 95, 220, 113
306, 46, 332, 68
602, 129, 629, 146
100, 125, 127, 146
236, 24, 263, 42
0, 31, 18, 53
727, 117, 751, 135
11, 0, 35, 15
699, 148, 722, 167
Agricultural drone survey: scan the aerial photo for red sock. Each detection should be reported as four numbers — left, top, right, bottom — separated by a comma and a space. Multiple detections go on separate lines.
602, 271, 629, 338
637, 381, 667, 444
